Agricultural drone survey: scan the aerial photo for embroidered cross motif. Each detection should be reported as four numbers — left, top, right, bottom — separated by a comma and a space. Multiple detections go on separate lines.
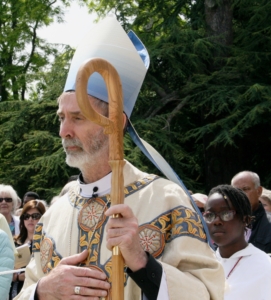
83, 205, 100, 222
140, 232, 158, 251
79, 198, 108, 231
138, 225, 165, 257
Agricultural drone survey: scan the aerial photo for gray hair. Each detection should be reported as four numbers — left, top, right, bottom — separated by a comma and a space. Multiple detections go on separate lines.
0, 184, 19, 215
231, 171, 261, 188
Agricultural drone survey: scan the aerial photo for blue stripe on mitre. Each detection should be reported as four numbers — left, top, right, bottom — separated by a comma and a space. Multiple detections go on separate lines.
127, 31, 150, 69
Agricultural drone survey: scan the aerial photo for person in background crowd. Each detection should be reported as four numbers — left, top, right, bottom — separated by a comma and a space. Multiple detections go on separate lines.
191, 193, 208, 213
50, 179, 78, 206
259, 188, 271, 213
15, 209, 23, 217
67, 175, 79, 182
0, 214, 17, 255
10, 200, 46, 299
1, 214, 17, 300
21, 192, 40, 207
204, 184, 271, 299
35, 200, 48, 210
15, 198, 23, 217
0, 185, 20, 236
16, 17, 224, 300
59, 180, 77, 197
0, 229, 15, 300
231, 171, 271, 253
16, 198, 22, 210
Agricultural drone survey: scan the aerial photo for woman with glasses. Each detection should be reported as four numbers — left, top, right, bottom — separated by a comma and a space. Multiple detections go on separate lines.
204, 184, 271, 300
0, 185, 20, 237
10, 200, 46, 299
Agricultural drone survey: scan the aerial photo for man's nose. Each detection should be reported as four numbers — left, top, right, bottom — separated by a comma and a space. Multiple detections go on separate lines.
59, 120, 74, 138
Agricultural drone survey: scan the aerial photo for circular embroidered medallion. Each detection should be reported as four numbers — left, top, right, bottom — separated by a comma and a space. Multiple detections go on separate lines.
78, 198, 107, 231
40, 237, 54, 273
138, 224, 165, 257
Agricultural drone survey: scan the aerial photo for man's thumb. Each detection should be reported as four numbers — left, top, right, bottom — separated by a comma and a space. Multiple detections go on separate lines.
59, 249, 89, 266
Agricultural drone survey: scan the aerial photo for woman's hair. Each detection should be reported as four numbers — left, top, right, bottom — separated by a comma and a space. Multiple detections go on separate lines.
208, 184, 252, 227
15, 200, 46, 244
0, 184, 19, 214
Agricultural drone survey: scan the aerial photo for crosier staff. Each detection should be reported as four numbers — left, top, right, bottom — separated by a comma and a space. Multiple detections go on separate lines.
76, 57, 125, 300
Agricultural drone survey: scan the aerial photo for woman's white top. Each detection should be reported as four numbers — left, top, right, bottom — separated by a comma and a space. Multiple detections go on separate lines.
216, 244, 271, 300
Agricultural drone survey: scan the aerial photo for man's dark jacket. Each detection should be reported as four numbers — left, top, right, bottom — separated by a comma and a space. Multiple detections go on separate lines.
249, 202, 271, 253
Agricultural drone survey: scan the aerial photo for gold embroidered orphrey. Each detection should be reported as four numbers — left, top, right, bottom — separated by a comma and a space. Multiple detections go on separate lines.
34, 175, 207, 286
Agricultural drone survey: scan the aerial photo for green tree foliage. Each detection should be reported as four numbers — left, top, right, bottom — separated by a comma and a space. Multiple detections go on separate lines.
0, 47, 77, 201
0, 0, 84, 201
0, 0, 81, 101
86, 0, 271, 190
28, 45, 75, 101
1, 0, 271, 201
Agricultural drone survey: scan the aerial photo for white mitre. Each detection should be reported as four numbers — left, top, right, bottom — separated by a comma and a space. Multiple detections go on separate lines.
64, 16, 149, 118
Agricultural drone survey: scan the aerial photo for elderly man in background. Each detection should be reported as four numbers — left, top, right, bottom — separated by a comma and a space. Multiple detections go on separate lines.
231, 171, 271, 253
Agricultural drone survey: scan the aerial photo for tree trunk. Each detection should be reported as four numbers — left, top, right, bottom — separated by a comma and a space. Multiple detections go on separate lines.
205, 0, 233, 46
203, 0, 234, 191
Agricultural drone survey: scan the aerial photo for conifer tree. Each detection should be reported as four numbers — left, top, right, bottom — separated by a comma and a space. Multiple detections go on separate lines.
1, 0, 271, 200
87, 0, 271, 189
0, 47, 76, 201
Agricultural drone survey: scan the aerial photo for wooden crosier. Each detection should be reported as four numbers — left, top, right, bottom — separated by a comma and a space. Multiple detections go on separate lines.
76, 58, 125, 300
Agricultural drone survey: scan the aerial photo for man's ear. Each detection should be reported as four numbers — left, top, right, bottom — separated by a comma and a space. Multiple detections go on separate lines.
257, 186, 263, 198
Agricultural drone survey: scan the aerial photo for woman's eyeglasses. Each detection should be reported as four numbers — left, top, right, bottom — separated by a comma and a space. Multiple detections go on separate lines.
203, 210, 236, 223
23, 213, 42, 220
0, 197, 12, 203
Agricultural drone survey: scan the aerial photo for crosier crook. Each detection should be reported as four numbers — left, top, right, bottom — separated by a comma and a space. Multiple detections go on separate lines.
76, 57, 125, 300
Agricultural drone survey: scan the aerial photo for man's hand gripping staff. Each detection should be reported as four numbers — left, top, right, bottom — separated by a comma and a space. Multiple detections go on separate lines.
76, 57, 125, 300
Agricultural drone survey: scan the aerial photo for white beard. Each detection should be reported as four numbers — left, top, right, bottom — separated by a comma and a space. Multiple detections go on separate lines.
65, 149, 91, 169
62, 130, 109, 170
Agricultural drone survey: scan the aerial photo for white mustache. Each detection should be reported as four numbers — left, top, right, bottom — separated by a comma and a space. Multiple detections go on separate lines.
62, 139, 83, 149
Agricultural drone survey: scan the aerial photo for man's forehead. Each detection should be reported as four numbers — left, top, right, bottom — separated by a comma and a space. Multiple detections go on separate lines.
233, 173, 253, 185
58, 92, 98, 106
58, 92, 76, 104
57, 93, 80, 112
57, 93, 108, 120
